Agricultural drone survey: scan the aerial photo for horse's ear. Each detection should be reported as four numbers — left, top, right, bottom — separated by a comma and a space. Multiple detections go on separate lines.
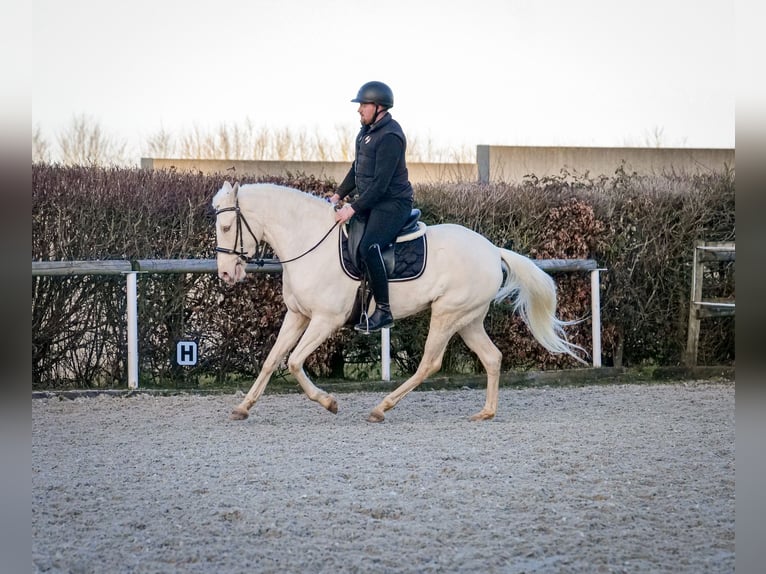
222, 181, 232, 192
233, 182, 240, 198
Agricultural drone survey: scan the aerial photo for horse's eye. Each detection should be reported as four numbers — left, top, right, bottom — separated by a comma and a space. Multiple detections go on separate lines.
222, 225, 231, 233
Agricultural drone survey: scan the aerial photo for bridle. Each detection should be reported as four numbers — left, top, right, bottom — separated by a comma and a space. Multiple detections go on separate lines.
214, 204, 263, 263
214, 199, 339, 266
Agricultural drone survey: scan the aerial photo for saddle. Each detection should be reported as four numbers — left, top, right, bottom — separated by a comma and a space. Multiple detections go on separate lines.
339, 209, 427, 282
339, 209, 428, 328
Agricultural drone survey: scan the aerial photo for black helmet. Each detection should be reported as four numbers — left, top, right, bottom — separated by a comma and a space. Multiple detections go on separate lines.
351, 81, 394, 108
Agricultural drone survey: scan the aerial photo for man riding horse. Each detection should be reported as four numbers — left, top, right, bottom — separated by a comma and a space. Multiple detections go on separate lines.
330, 81, 414, 334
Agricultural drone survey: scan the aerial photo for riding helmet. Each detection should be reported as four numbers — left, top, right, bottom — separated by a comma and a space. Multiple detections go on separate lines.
351, 81, 394, 108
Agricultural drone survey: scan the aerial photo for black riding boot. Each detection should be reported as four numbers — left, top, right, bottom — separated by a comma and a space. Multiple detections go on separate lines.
355, 244, 394, 333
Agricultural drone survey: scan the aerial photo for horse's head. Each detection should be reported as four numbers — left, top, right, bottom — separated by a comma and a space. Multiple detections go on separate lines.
213, 181, 260, 285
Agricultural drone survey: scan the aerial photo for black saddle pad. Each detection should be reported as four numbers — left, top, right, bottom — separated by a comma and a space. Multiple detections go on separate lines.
339, 231, 427, 282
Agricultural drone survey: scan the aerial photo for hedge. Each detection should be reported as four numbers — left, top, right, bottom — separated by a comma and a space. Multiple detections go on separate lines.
32, 164, 734, 388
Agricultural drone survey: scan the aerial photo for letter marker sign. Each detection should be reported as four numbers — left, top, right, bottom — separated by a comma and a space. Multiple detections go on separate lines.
176, 340, 198, 366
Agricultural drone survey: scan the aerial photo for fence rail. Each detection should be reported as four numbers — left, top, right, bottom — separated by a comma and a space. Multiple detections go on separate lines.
32, 258, 598, 276
31, 259, 283, 275
33, 258, 603, 387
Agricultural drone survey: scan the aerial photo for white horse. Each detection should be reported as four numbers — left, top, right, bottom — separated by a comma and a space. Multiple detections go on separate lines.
213, 181, 584, 422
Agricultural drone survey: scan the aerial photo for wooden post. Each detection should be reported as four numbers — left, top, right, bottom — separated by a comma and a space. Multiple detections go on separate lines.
684, 241, 736, 366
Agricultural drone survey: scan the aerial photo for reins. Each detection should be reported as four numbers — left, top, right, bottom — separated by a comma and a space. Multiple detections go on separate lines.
215, 200, 339, 267
276, 220, 340, 264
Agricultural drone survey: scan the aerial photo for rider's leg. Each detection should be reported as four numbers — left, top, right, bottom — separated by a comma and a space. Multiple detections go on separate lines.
355, 243, 393, 333
354, 202, 411, 334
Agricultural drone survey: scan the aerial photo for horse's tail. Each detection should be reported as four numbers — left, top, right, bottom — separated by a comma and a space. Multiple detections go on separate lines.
495, 248, 588, 364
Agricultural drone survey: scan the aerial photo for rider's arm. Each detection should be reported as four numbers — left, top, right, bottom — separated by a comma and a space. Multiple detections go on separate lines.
335, 164, 356, 201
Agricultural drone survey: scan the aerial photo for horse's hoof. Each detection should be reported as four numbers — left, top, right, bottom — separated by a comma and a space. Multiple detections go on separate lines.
469, 411, 495, 421
367, 409, 385, 423
230, 406, 250, 421
325, 396, 338, 414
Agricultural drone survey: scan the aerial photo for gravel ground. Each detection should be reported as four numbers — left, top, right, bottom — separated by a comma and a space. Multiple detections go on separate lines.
32, 381, 735, 573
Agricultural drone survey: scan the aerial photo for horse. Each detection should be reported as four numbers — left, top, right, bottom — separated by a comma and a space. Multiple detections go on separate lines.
213, 181, 585, 422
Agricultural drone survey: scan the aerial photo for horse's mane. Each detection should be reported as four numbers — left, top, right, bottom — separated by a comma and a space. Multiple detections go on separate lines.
214, 182, 329, 213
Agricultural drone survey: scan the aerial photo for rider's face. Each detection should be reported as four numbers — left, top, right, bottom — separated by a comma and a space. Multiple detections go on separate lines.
357, 102, 378, 126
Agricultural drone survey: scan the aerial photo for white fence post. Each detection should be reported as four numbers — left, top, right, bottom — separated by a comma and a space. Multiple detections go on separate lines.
381, 328, 391, 381
590, 269, 603, 368
126, 272, 139, 389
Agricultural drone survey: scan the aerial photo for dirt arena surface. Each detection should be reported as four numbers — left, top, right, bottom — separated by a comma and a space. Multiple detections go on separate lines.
33, 381, 734, 573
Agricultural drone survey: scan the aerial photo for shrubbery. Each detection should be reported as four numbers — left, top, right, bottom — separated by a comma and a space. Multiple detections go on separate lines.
32, 164, 734, 388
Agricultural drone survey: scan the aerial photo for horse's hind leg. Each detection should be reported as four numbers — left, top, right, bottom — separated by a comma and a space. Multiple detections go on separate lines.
368, 314, 457, 423
231, 310, 309, 420
458, 318, 502, 421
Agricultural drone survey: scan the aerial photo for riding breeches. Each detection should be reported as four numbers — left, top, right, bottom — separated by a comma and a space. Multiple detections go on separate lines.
358, 198, 412, 265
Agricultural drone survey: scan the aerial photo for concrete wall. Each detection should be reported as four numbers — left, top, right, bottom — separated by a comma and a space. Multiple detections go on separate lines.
140, 158, 477, 184
477, 145, 734, 183
142, 146, 734, 185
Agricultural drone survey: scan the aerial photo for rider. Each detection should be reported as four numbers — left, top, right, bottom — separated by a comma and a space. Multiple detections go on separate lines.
331, 81, 415, 333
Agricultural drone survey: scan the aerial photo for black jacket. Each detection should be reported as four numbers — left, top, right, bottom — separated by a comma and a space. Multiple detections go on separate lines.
337, 113, 414, 213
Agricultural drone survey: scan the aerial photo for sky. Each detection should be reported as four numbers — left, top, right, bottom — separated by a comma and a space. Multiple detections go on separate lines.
31, 0, 735, 163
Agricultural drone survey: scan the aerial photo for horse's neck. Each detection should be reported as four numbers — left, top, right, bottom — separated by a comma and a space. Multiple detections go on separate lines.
244, 189, 332, 259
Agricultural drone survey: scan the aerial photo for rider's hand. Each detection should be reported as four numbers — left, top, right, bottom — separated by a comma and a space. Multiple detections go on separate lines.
335, 203, 355, 223
329, 193, 341, 206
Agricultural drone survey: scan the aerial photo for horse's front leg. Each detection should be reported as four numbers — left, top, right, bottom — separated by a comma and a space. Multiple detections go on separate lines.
285, 316, 345, 415
230, 310, 309, 420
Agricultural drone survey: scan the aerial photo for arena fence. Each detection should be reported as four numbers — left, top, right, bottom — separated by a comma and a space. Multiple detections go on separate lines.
32, 258, 602, 388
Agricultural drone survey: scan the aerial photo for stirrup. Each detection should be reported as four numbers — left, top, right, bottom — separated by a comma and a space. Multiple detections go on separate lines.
354, 308, 394, 334
354, 311, 371, 333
